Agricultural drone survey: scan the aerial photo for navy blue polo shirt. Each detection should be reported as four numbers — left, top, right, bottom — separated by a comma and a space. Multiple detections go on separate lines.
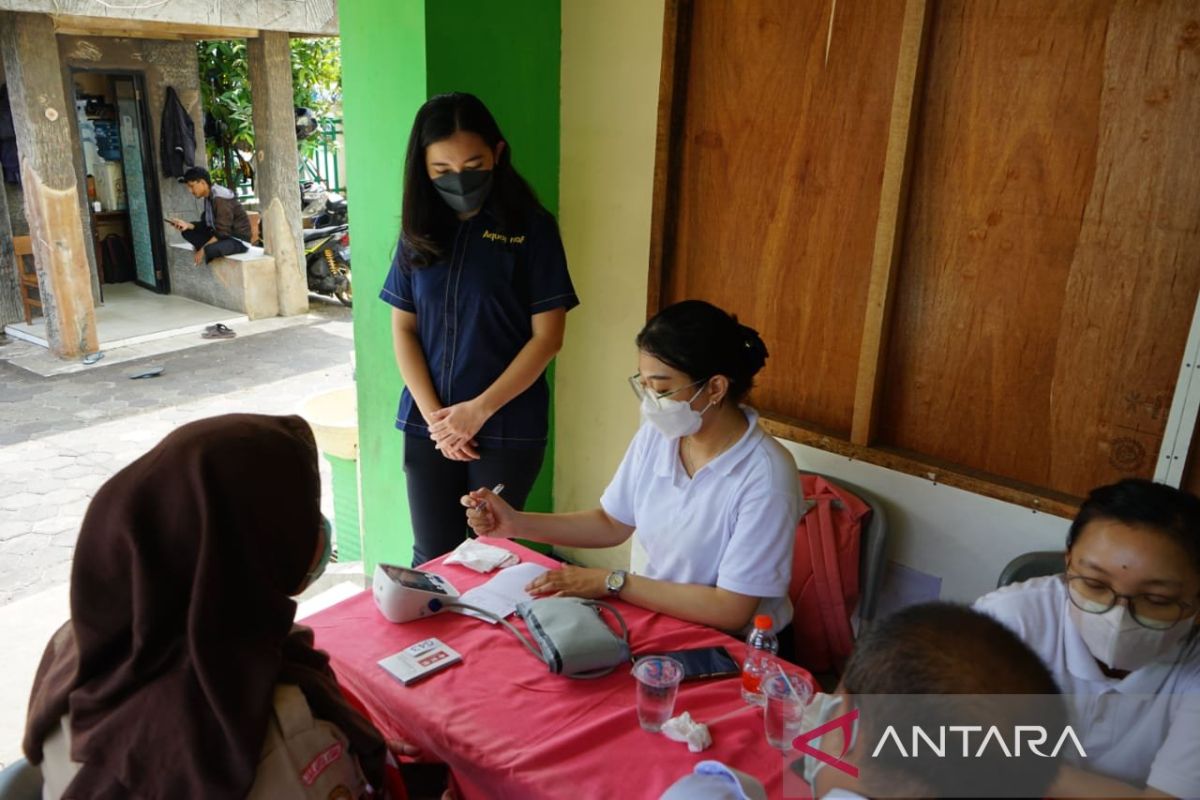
379, 205, 578, 449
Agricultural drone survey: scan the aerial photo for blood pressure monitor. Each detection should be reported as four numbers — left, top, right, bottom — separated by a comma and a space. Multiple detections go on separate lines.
372, 563, 459, 623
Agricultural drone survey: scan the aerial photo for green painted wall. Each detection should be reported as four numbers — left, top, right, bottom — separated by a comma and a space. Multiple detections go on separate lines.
425, 0, 562, 515
343, 0, 562, 570
341, 0, 426, 571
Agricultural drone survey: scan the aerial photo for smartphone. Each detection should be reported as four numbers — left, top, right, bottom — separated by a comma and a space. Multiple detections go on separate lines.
643, 646, 740, 681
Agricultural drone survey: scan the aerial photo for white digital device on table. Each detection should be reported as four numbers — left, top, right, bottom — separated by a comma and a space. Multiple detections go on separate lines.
372, 563, 460, 623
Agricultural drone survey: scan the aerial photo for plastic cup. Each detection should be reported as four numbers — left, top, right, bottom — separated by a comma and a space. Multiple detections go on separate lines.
763, 668, 813, 750
631, 655, 684, 732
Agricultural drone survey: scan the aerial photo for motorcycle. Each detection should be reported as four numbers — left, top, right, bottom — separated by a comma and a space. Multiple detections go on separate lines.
305, 223, 352, 307
301, 180, 348, 227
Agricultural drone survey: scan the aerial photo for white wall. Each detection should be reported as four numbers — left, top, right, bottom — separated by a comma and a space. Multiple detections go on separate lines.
555, 0, 1072, 604
779, 441, 1069, 603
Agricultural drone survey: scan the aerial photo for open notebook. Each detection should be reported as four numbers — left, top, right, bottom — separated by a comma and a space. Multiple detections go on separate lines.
452, 561, 549, 623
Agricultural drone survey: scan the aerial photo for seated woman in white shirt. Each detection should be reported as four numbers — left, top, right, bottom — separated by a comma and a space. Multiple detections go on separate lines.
463, 299, 802, 638
975, 479, 1200, 799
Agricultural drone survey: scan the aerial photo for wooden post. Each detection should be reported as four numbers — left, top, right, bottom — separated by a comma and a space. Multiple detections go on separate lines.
0, 11, 98, 357
247, 30, 307, 316
0, 153, 20, 326
849, 0, 929, 446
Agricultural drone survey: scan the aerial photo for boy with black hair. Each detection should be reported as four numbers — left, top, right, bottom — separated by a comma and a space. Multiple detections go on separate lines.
800, 602, 1067, 799
169, 166, 252, 265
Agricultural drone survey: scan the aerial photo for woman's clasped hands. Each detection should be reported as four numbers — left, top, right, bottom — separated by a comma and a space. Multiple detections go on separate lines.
427, 399, 491, 461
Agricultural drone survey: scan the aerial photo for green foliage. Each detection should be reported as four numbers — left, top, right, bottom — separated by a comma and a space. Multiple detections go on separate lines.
290, 37, 342, 161
196, 37, 342, 188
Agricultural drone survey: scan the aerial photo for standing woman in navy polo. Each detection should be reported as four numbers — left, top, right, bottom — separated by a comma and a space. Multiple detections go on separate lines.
381, 93, 578, 566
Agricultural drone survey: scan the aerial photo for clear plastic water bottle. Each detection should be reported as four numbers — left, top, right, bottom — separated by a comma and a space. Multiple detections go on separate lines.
740, 614, 779, 706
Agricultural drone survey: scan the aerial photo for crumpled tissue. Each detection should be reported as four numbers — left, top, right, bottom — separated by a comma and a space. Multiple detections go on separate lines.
444, 539, 519, 573
661, 712, 712, 752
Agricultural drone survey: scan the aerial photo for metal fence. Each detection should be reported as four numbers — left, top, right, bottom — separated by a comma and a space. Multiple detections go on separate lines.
301, 117, 345, 194
224, 117, 344, 204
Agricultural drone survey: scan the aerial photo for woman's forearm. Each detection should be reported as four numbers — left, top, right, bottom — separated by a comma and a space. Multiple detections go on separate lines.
619, 575, 759, 632
475, 309, 565, 416
391, 312, 441, 422
512, 508, 632, 550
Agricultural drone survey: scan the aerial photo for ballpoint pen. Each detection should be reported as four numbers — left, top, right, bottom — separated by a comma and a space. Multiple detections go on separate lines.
475, 482, 505, 514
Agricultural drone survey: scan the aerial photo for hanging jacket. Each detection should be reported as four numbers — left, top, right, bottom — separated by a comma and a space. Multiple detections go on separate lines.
160, 86, 196, 178
788, 474, 869, 672
0, 84, 19, 184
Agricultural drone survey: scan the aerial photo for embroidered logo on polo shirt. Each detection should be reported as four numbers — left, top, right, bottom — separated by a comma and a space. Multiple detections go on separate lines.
482, 229, 526, 245
300, 742, 343, 785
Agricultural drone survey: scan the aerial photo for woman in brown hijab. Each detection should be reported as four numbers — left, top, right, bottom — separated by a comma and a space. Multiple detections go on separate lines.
23, 413, 390, 798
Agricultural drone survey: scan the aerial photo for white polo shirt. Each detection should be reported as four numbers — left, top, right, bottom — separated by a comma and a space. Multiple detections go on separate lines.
600, 407, 801, 633
975, 576, 1200, 797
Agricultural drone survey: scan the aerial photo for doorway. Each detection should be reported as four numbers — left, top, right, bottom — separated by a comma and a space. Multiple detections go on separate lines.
72, 69, 170, 295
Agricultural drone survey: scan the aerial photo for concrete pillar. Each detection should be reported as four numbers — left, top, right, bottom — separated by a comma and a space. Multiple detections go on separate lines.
247, 31, 307, 316
0, 12, 97, 357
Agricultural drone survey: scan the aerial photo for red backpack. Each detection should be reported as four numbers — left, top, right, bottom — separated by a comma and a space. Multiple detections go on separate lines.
788, 474, 869, 672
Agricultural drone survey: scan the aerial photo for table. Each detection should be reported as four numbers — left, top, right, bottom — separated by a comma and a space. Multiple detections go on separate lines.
306, 540, 812, 799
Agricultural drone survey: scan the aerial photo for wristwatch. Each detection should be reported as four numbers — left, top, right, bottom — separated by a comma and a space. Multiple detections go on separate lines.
605, 569, 628, 596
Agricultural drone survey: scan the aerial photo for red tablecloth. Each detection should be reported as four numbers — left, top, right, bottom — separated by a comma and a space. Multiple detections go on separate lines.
306, 540, 810, 799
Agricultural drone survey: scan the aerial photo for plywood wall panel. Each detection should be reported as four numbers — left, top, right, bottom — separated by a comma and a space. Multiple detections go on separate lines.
661, 0, 906, 435
879, 0, 1200, 498
1049, 1, 1200, 494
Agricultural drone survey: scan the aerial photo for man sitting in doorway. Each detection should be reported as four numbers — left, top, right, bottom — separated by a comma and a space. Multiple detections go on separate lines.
169, 166, 252, 265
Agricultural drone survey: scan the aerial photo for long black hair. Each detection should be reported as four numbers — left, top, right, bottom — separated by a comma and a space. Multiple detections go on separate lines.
636, 300, 769, 402
400, 92, 544, 267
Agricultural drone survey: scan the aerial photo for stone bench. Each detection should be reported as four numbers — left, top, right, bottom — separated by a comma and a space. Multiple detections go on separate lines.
168, 243, 279, 320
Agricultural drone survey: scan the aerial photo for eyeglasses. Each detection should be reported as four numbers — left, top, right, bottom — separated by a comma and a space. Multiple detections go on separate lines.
627, 373, 707, 409
1064, 573, 1196, 630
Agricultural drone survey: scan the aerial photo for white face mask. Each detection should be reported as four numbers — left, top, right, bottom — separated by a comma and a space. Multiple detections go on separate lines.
1067, 600, 1195, 672
640, 384, 713, 440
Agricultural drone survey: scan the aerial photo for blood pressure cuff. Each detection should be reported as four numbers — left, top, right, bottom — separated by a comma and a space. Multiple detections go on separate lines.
516, 597, 631, 678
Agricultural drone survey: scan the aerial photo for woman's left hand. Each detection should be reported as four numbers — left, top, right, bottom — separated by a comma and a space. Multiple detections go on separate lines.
525, 566, 610, 599
428, 400, 490, 447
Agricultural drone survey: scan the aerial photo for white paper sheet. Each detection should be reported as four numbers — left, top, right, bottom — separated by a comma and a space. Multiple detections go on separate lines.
452, 562, 549, 623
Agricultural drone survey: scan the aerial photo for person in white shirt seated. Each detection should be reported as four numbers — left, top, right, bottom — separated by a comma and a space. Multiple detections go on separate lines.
975, 479, 1200, 799
463, 299, 802, 639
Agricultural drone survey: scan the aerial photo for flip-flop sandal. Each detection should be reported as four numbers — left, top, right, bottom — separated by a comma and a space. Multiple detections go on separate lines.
82, 352, 104, 365
201, 324, 236, 340
126, 365, 165, 379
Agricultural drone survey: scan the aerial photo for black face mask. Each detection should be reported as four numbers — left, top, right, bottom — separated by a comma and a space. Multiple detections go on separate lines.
432, 169, 493, 214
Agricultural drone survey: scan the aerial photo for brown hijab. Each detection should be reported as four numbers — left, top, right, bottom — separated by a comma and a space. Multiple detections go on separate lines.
23, 414, 386, 798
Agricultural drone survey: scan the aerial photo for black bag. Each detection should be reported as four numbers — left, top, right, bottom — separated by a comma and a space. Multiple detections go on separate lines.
101, 234, 136, 283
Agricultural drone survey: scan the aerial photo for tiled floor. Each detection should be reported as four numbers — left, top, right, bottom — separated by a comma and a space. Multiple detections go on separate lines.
6, 282, 244, 351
